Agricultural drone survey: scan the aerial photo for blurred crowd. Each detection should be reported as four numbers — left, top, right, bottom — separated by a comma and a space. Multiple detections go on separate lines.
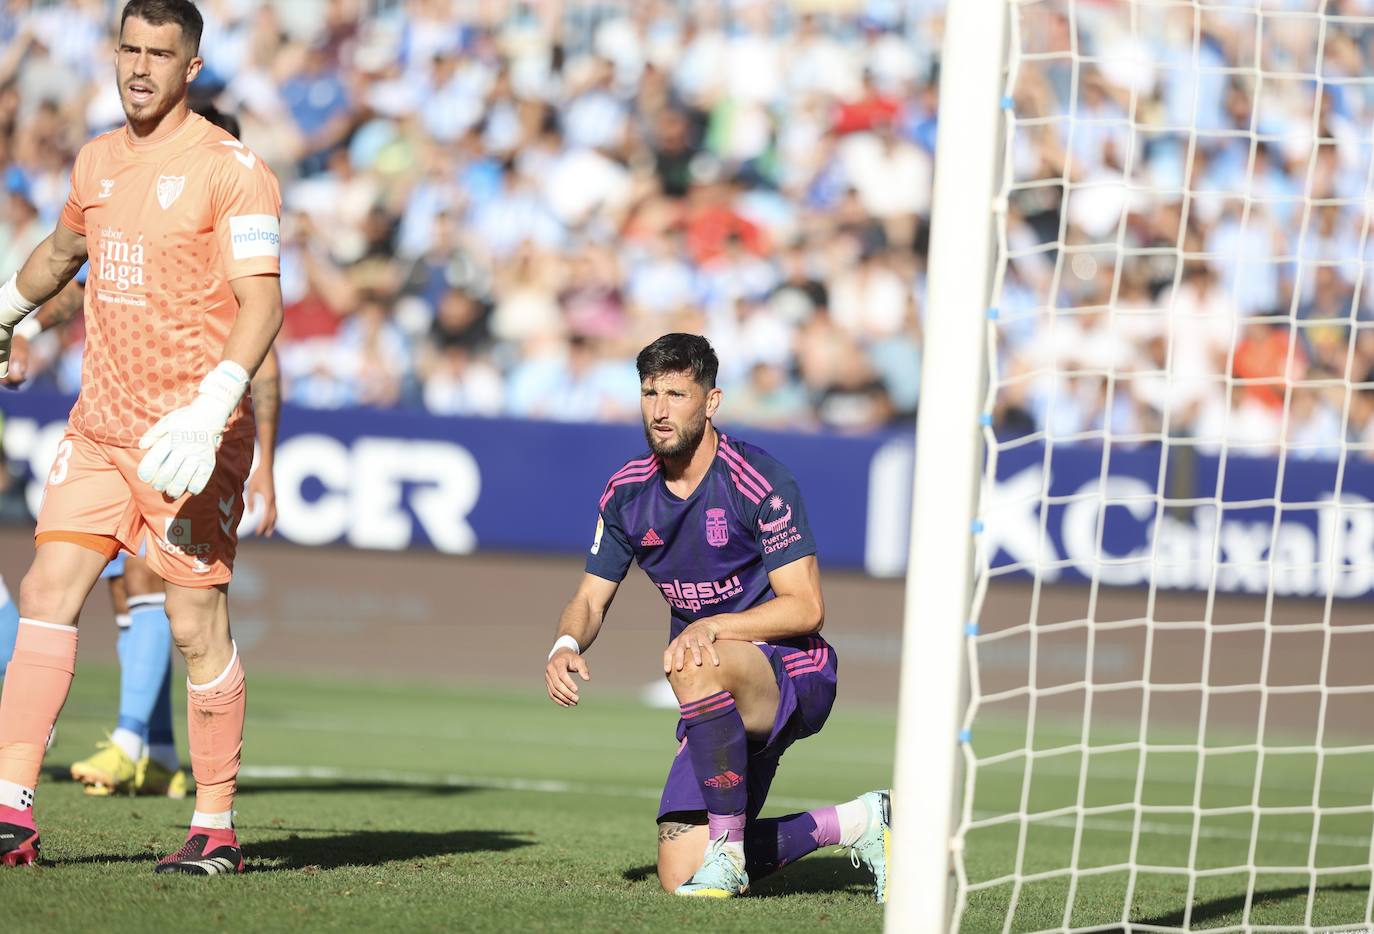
994, 0, 1374, 457
3, 0, 1374, 451
0, 0, 937, 433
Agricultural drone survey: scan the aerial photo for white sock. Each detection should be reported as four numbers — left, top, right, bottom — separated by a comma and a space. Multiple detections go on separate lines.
836, 797, 871, 847
0, 779, 34, 811
148, 743, 179, 771
110, 726, 144, 763
191, 809, 234, 830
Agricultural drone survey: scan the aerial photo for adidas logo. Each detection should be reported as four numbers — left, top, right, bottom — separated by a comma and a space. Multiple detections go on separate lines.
640, 529, 664, 547
704, 770, 743, 790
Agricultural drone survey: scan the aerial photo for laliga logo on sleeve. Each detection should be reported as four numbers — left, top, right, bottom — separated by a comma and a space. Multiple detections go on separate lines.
705, 507, 729, 548
156, 175, 185, 210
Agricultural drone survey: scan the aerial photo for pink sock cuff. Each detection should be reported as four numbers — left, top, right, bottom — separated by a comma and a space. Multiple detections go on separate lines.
810, 805, 842, 848
679, 690, 735, 720
707, 812, 747, 842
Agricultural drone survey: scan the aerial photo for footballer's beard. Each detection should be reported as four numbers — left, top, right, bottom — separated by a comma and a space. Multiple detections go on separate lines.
644, 416, 707, 461
121, 79, 176, 130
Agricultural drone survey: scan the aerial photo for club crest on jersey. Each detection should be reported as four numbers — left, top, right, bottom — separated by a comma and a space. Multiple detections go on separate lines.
156, 175, 185, 210
705, 507, 729, 548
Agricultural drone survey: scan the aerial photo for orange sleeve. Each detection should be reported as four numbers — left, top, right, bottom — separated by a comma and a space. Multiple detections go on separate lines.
59, 144, 91, 236
211, 145, 282, 281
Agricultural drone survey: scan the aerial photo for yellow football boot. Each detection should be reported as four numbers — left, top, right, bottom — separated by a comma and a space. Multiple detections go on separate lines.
70, 738, 137, 795
135, 756, 190, 799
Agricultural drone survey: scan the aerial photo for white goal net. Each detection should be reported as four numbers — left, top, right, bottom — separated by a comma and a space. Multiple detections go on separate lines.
902, 1, 1374, 931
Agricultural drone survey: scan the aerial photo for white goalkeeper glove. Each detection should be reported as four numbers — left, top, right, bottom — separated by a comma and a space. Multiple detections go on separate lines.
0, 273, 39, 380
137, 360, 250, 498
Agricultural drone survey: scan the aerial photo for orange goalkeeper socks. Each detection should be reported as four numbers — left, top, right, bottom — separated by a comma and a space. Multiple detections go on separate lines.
0, 619, 78, 806
186, 644, 246, 817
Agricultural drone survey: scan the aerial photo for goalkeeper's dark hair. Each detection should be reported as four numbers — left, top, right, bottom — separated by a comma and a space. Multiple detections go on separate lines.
636, 333, 719, 390
120, 0, 204, 53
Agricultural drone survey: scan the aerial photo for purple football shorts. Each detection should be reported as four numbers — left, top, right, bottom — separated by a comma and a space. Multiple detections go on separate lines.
657, 636, 838, 821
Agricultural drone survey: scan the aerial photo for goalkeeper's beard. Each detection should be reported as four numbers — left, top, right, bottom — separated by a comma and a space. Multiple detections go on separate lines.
643, 415, 706, 461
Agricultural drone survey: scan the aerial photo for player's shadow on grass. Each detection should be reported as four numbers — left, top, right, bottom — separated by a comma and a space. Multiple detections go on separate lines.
245, 828, 533, 872
1133, 882, 1366, 930
64, 828, 532, 871
622, 856, 874, 898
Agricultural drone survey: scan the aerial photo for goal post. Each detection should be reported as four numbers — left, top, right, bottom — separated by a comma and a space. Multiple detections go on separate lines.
887, 0, 1009, 930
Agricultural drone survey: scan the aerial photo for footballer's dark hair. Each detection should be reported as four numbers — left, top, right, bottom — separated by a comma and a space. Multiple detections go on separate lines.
120, 0, 204, 53
636, 333, 719, 390
191, 99, 240, 139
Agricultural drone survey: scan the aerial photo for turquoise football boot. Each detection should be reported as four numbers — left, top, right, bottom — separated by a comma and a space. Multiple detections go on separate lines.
674, 833, 749, 898
846, 790, 891, 903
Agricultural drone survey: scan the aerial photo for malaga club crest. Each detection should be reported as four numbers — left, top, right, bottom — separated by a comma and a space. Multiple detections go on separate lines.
157, 175, 185, 210
705, 507, 729, 548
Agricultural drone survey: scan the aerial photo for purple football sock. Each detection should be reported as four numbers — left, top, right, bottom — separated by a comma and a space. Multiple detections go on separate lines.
745, 806, 841, 879
679, 690, 749, 843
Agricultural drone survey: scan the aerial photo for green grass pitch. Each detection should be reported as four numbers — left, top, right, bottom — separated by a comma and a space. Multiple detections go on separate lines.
3, 666, 890, 933
960, 716, 1373, 932
2, 667, 1369, 932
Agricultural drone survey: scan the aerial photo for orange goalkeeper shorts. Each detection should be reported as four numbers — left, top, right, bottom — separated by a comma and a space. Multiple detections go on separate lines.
34, 424, 252, 587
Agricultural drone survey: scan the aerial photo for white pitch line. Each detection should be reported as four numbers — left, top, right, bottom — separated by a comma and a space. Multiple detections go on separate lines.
252, 714, 895, 765
970, 810, 1374, 851
238, 764, 832, 812
975, 755, 1374, 794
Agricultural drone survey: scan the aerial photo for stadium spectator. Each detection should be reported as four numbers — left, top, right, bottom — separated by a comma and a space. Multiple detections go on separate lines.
3, 0, 1373, 456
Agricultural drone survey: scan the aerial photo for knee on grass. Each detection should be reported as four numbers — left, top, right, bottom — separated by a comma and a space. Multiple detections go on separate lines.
657, 818, 708, 892
658, 863, 690, 893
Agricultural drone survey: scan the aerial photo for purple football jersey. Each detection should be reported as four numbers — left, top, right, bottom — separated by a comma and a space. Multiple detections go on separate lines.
586, 432, 820, 643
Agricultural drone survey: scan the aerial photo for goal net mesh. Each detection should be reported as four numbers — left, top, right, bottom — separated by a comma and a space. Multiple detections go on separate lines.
957, 1, 1374, 930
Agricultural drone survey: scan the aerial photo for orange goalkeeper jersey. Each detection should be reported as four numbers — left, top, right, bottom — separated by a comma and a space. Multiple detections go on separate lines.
59, 111, 282, 447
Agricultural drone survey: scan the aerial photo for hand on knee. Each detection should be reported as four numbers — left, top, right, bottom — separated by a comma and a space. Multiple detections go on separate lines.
665, 661, 722, 701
